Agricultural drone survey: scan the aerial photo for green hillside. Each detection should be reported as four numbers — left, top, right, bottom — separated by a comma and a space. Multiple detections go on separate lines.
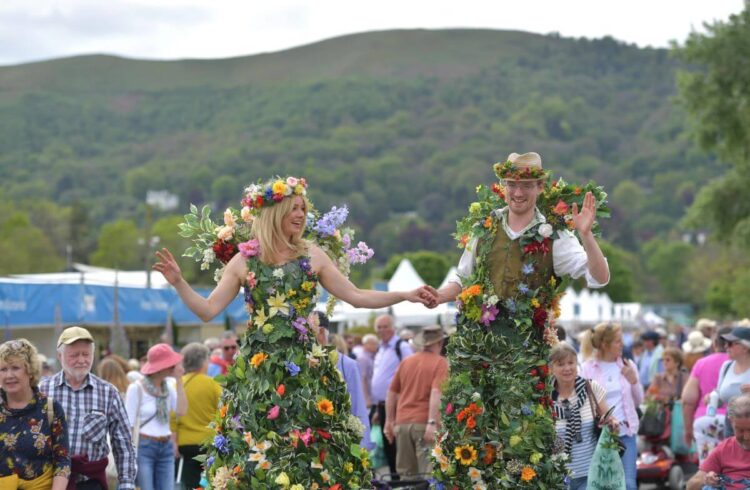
0, 29, 720, 303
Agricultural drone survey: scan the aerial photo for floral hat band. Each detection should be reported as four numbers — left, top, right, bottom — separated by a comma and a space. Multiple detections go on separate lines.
493, 152, 548, 181
241, 176, 308, 215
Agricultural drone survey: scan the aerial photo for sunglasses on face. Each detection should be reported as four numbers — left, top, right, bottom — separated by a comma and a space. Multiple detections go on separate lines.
223, 345, 238, 351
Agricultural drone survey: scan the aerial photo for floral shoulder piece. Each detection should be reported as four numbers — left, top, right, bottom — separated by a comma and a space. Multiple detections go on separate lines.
453, 178, 609, 342
178, 201, 373, 315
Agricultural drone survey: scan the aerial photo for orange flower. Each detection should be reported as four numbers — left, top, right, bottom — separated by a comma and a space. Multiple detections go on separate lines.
458, 284, 482, 303
520, 466, 536, 482
219, 404, 228, 418
466, 416, 476, 430
484, 217, 492, 229
574, 186, 582, 195
232, 465, 242, 475
552, 199, 569, 216
317, 399, 334, 416
276, 384, 285, 396
250, 352, 268, 368
482, 444, 495, 465
460, 234, 469, 247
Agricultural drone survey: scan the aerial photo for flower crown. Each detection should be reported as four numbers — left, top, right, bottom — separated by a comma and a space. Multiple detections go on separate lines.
493, 160, 548, 181
241, 176, 308, 214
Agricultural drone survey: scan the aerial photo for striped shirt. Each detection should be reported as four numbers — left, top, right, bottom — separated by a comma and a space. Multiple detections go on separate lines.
39, 371, 136, 489
554, 380, 605, 478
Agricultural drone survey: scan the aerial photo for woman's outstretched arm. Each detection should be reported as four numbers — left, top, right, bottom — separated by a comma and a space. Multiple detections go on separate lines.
153, 248, 245, 321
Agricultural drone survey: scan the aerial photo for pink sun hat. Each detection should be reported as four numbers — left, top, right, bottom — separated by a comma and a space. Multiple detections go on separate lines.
141, 343, 183, 375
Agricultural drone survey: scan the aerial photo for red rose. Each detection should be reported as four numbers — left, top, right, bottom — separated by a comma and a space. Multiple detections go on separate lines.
212, 239, 238, 264
539, 365, 549, 376
535, 382, 546, 391
530, 368, 538, 376
532, 308, 548, 328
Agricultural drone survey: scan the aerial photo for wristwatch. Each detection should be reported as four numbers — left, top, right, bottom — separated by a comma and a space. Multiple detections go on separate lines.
427, 419, 437, 425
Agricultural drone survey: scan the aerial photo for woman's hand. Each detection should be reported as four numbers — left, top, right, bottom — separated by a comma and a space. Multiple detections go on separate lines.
153, 248, 184, 286
604, 416, 620, 433
406, 286, 437, 306
621, 359, 638, 385
572, 191, 596, 235
171, 363, 185, 379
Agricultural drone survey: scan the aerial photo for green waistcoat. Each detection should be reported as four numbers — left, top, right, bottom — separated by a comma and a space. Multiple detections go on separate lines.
484, 227, 556, 299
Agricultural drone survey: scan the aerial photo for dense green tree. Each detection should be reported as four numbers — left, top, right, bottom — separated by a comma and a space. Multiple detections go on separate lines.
597, 241, 638, 302
643, 239, 695, 302
382, 250, 452, 288
89, 219, 142, 269
674, 5, 750, 247
0, 211, 64, 273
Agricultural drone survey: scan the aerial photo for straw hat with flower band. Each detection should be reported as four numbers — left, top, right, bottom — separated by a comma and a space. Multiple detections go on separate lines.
494, 152, 549, 182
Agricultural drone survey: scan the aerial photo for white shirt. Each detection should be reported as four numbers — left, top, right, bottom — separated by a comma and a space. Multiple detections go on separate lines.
449, 206, 608, 288
125, 380, 177, 437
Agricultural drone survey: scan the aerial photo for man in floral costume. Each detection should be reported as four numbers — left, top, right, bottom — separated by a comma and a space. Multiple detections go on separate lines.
426, 152, 610, 488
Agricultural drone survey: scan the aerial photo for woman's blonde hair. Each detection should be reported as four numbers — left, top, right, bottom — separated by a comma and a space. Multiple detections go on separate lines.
97, 357, 130, 395
0, 338, 42, 387
579, 322, 622, 361
252, 194, 310, 265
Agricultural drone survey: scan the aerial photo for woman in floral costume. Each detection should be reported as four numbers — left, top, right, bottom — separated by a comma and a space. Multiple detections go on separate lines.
154, 176, 431, 489
426, 153, 610, 488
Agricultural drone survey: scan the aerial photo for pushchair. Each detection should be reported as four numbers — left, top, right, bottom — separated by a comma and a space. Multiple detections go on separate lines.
636, 401, 687, 490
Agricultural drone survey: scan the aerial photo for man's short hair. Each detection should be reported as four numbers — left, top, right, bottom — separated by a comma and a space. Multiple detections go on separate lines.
728, 393, 750, 420
362, 334, 378, 344
203, 337, 220, 350
221, 331, 238, 341
181, 342, 210, 373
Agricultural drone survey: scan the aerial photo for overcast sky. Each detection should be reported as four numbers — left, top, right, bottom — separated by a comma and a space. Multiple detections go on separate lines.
1, 0, 744, 66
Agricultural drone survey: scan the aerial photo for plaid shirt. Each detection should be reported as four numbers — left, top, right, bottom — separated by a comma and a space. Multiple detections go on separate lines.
39, 371, 136, 489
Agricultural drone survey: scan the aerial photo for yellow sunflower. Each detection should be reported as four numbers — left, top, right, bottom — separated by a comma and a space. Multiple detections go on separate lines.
454, 444, 478, 466
250, 352, 268, 368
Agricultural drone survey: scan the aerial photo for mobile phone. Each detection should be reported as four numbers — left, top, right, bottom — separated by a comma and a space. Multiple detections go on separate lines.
600, 405, 616, 422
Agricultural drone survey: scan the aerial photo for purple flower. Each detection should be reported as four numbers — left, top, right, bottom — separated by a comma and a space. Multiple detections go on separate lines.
522, 263, 534, 275
244, 287, 253, 305
285, 361, 301, 377
480, 304, 499, 326
206, 456, 215, 468
298, 257, 311, 273
313, 206, 349, 236
342, 233, 351, 248
521, 405, 532, 416
229, 415, 244, 430
292, 317, 308, 339
238, 239, 260, 258
213, 435, 229, 454
518, 283, 529, 295
346, 241, 374, 265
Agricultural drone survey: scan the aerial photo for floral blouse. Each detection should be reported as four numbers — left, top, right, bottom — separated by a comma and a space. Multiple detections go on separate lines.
0, 388, 71, 481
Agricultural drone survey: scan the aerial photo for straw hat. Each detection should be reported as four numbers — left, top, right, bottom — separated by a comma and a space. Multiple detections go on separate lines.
141, 343, 183, 375
493, 152, 548, 181
414, 325, 446, 349
681, 330, 712, 354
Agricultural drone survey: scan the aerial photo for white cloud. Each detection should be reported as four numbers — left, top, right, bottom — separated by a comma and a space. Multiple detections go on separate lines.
0, 0, 744, 65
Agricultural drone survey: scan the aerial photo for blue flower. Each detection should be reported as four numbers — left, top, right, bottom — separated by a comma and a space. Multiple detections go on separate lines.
285, 361, 301, 377
505, 298, 516, 313
521, 405, 532, 416
522, 263, 534, 275
264, 188, 273, 200
518, 283, 529, 295
213, 435, 229, 454
206, 456, 215, 468
313, 206, 349, 236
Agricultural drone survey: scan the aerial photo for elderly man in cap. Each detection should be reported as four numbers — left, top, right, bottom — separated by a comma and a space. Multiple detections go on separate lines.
385, 325, 449, 477
39, 326, 136, 490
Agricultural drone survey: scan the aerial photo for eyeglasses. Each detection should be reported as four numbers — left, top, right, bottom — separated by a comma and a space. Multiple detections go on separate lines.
223, 345, 238, 351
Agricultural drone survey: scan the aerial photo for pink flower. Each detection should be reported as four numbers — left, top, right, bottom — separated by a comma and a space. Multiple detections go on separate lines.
299, 428, 314, 447
445, 402, 454, 415
246, 271, 257, 289
267, 405, 280, 420
239, 239, 260, 258
272, 193, 284, 202
480, 304, 499, 326
286, 177, 299, 187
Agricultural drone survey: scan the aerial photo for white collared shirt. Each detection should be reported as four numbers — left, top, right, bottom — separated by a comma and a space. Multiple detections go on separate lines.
449, 206, 609, 288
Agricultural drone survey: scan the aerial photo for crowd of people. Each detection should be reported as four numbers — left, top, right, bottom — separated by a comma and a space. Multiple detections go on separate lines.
2, 155, 750, 489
